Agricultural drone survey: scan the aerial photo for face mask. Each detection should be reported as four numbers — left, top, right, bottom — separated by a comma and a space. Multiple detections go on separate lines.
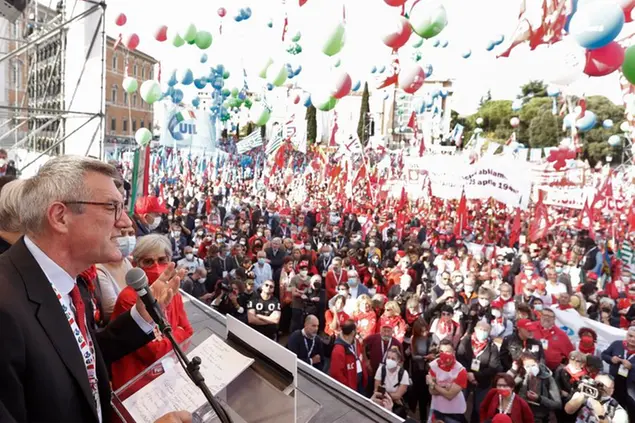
198, 277, 206, 284
534, 304, 543, 311
525, 365, 539, 377
147, 215, 161, 230
116, 236, 135, 257
341, 323, 356, 336
438, 352, 456, 369
185, 253, 194, 260
524, 270, 533, 276
239, 240, 246, 246
172, 231, 181, 237
0, 159, 6, 167
555, 267, 563, 274
501, 294, 511, 301
300, 270, 309, 277
144, 263, 169, 285
348, 278, 358, 287
385, 359, 398, 370
368, 242, 376, 247
498, 388, 512, 398
475, 330, 489, 341
492, 309, 502, 318
258, 258, 266, 265
478, 299, 490, 307
464, 286, 474, 294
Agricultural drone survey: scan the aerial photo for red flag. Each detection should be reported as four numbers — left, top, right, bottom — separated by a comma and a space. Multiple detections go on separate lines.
454, 191, 468, 238
628, 203, 635, 233
398, 186, 407, 211
578, 196, 596, 239
353, 163, 367, 187
418, 134, 426, 157
329, 113, 339, 147
299, 0, 308, 5
407, 112, 417, 131
529, 190, 550, 242
508, 207, 521, 247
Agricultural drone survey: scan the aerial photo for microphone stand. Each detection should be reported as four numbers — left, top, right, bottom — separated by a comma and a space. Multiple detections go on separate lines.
160, 322, 233, 423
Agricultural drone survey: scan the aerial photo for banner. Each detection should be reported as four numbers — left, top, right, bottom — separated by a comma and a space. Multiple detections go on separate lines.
554, 308, 623, 354
236, 130, 263, 155
536, 185, 595, 210
426, 144, 457, 155
285, 112, 307, 154
423, 155, 465, 200
463, 158, 531, 209
159, 104, 215, 151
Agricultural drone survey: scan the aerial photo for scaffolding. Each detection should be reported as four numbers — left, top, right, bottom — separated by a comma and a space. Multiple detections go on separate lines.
0, 0, 106, 174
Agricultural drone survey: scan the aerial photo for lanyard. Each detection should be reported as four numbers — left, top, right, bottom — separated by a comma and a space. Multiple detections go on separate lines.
304, 336, 315, 358
381, 338, 393, 362
334, 271, 344, 285
50, 282, 102, 422
498, 393, 515, 415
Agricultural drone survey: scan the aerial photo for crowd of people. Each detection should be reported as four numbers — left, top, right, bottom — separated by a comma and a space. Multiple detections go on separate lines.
1, 153, 635, 423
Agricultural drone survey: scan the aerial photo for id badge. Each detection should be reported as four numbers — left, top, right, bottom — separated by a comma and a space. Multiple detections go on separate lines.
531, 345, 539, 353
356, 359, 362, 373
222, 271, 228, 278
618, 364, 629, 377
541, 339, 549, 350
322, 271, 327, 278
471, 358, 481, 372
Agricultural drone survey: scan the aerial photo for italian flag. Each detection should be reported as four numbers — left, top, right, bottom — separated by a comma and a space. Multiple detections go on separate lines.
175, 109, 196, 122
128, 146, 150, 215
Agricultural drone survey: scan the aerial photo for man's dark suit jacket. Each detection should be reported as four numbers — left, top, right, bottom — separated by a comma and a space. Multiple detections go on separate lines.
0, 239, 154, 422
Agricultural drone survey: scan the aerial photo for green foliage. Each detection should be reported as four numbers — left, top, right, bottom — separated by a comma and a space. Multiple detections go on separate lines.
357, 82, 370, 144
529, 110, 560, 147
519, 80, 548, 99
580, 95, 625, 165
306, 104, 317, 144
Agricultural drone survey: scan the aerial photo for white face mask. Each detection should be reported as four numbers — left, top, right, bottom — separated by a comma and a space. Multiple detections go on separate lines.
0, 158, 6, 167
186, 253, 194, 260
491, 309, 502, 318
478, 299, 490, 307
116, 235, 136, 257
198, 277, 206, 284
525, 365, 539, 377
147, 215, 161, 230
464, 286, 474, 294
300, 270, 308, 277
385, 358, 398, 370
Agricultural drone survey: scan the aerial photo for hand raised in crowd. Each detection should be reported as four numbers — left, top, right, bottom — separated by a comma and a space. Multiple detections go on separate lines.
138, 263, 186, 323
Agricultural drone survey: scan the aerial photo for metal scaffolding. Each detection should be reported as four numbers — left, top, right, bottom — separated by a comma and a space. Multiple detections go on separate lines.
0, 0, 106, 173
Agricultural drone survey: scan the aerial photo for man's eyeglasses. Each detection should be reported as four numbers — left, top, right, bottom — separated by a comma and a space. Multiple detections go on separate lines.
263, 283, 274, 289
64, 201, 124, 221
139, 256, 170, 268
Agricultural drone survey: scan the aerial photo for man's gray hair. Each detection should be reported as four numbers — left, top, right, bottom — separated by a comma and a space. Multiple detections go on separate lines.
20, 155, 118, 234
0, 179, 25, 232
132, 234, 173, 262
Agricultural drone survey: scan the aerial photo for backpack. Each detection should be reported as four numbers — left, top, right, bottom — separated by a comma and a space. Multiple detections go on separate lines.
380, 364, 409, 418
381, 364, 405, 389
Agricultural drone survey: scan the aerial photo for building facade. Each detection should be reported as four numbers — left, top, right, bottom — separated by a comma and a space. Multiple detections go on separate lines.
104, 35, 157, 153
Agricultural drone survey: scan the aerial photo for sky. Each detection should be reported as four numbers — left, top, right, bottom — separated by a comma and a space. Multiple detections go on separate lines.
100, 0, 635, 115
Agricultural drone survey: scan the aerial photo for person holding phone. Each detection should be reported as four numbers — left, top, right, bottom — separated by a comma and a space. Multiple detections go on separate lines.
373, 346, 410, 418
509, 352, 561, 423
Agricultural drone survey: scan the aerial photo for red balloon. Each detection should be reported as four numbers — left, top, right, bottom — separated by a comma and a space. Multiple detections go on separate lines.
382, 15, 412, 50
384, 0, 407, 6
398, 64, 425, 94
618, 0, 635, 22
126, 33, 140, 51
217, 7, 227, 18
154, 25, 168, 42
331, 71, 352, 99
293, 95, 301, 104
115, 13, 127, 26
584, 42, 624, 77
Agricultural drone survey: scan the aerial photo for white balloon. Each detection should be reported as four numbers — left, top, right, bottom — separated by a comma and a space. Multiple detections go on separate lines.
620, 121, 631, 132
544, 40, 585, 85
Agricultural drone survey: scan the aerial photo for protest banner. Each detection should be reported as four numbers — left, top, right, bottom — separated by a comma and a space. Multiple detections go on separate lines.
554, 308, 623, 354
463, 158, 531, 209
536, 185, 595, 210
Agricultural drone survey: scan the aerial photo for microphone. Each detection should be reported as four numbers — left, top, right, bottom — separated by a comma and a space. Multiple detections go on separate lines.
125, 267, 170, 332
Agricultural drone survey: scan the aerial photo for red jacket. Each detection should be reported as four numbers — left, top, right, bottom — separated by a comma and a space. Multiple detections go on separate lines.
329, 338, 368, 392
110, 287, 194, 390
480, 389, 534, 423
533, 324, 574, 370
325, 269, 348, 300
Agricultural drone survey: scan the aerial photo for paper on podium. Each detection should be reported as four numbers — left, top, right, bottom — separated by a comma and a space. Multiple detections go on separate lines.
122, 334, 254, 423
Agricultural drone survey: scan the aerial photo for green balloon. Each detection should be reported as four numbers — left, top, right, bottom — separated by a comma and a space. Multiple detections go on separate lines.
413, 51, 422, 62
231, 88, 239, 97
172, 34, 185, 47
195, 31, 212, 50
221, 88, 230, 97
187, 39, 196, 45
250, 102, 271, 126
244, 98, 253, 109
267, 20, 273, 28
222, 70, 230, 79
322, 22, 346, 56
623, 46, 635, 85
139, 80, 162, 105
122, 77, 138, 93
258, 57, 273, 78
316, 96, 338, 111
409, 1, 448, 39
412, 37, 424, 48
135, 128, 153, 146
180, 23, 197, 43
334, 58, 341, 67
291, 31, 302, 42
266, 62, 287, 87
295, 44, 303, 54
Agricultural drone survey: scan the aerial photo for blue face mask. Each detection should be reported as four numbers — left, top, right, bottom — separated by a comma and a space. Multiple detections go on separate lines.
116, 236, 136, 258
258, 258, 266, 265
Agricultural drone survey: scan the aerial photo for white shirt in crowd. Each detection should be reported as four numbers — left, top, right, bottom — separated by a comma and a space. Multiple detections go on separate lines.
374, 364, 410, 394
177, 255, 204, 275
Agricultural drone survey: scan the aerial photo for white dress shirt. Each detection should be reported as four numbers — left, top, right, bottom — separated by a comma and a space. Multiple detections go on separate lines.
24, 236, 154, 336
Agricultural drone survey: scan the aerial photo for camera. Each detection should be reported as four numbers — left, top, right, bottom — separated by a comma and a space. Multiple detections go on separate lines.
577, 376, 602, 400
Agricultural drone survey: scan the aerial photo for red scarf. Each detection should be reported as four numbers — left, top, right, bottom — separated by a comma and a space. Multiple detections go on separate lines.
436, 318, 456, 336
471, 333, 488, 355
623, 341, 635, 356
438, 352, 456, 372
406, 309, 421, 325
565, 364, 587, 382
558, 304, 573, 310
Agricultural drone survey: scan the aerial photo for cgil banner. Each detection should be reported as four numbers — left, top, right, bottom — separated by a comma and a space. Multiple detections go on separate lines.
535, 185, 595, 210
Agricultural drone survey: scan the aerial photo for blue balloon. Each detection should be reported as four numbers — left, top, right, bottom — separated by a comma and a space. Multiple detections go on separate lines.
603, 119, 614, 129
569, 2, 624, 50
304, 95, 312, 107
352, 80, 361, 92
211, 78, 224, 90
194, 78, 207, 89
294, 66, 302, 76
547, 85, 561, 97
432, 39, 440, 47
244, 7, 252, 18
564, 0, 578, 32
192, 97, 200, 107
493, 34, 505, 45
180, 69, 194, 85
424, 64, 433, 78
485, 40, 496, 51
266, 83, 274, 91
439, 88, 449, 98
165, 87, 175, 97
172, 89, 184, 104
235, 15, 243, 22
200, 53, 208, 63
371, 66, 377, 73
608, 134, 622, 146
576, 111, 597, 132
238, 92, 246, 100
431, 88, 440, 99
440, 40, 449, 48
462, 49, 472, 59
210, 105, 219, 114
216, 64, 225, 75
378, 65, 386, 74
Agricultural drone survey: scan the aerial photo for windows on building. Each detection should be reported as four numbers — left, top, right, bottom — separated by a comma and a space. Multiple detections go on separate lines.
132, 119, 137, 132
112, 54, 118, 71
123, 92, 128, 104
133, 63, 138, 76
132, 94, 137, 107
123, 119, 128, 132
110, 118, 116, 133
140, 120, 145, 128
141, 66, 145, 79
111, 85, 117, 103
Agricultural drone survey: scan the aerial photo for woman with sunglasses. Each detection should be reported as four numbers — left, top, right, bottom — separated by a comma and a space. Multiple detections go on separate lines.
110, 234, 193, 390
480, 373, 534, 423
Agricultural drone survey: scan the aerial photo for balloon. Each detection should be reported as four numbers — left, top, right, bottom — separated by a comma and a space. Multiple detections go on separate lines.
621, 45, 635, 84
424, 63, 433, 78
563, 112, 576, 129
440, 40, 449, 48
476, 117, 483, 125
330, 70, 352, 99
303, 94, 312, 107
603, 119, 614, 128
462, 49, 472, 58
608, 134, 622, 146
547, 85, 561, 97
381, 15, 412, 50
510, 117, 520, 127
222, 70, 230, 79
398, 63, 425, 94
266, 83, 274, 91
250, 102, 271, 126
512, 99, 523, 112
409, 0, 448, 39
569, 1, 624, 49
618, 0, 635, 22
432, 39, 440, 47
412, 37, 424, 48
154, 25, 168, 42
584, 41, 625, 76
439, 88, 448, 98
352, 80, 361, 92
217, 7, 226, 18
293, 95, 301, 104
258, 57, 274, 78
122, 77, 138, 93
179, 24, 198, 43
115, 13, 127, 26
485, 40, 496, 51
126, 33, 140, 51
171, 89, 184, 104
194, 78, 207, 89
192, 97, 200, 107
267, 20, 273, 28
135, 128, 152, 146
620, 121, 631, 132
266, 62, 288, 87
178, 69, 194, 85
493, 34, 505, 45
195, 31, 212, 50
575, 110, 597, 132
292, 31, 302, 42
140, 80, 162, 104
200, 53, 208, 63
378, 65, 386, 73
316, 96, 338, 111
384, 0, 407, 6
172, 34, 185, 48
545, 39, 585, 85
322, 21, 346, 56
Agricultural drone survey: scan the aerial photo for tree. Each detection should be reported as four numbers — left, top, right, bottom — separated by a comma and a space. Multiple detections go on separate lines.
579, 95, 625, 165
479, 90, 492, 107
528, 110, 560, 147
306, 104, 317, 145
357, 82, 370, 143
519, 80, 548, 99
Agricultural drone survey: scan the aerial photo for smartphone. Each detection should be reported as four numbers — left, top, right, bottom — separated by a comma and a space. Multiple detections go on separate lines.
377, 385, 386, 396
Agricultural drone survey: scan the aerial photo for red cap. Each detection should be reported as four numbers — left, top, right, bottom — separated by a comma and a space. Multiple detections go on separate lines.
492, 414, 513, 423
517, 319, 539, 331
135, 196, 168, 215
586, 271, 598, 281
299, 260, 309, 268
